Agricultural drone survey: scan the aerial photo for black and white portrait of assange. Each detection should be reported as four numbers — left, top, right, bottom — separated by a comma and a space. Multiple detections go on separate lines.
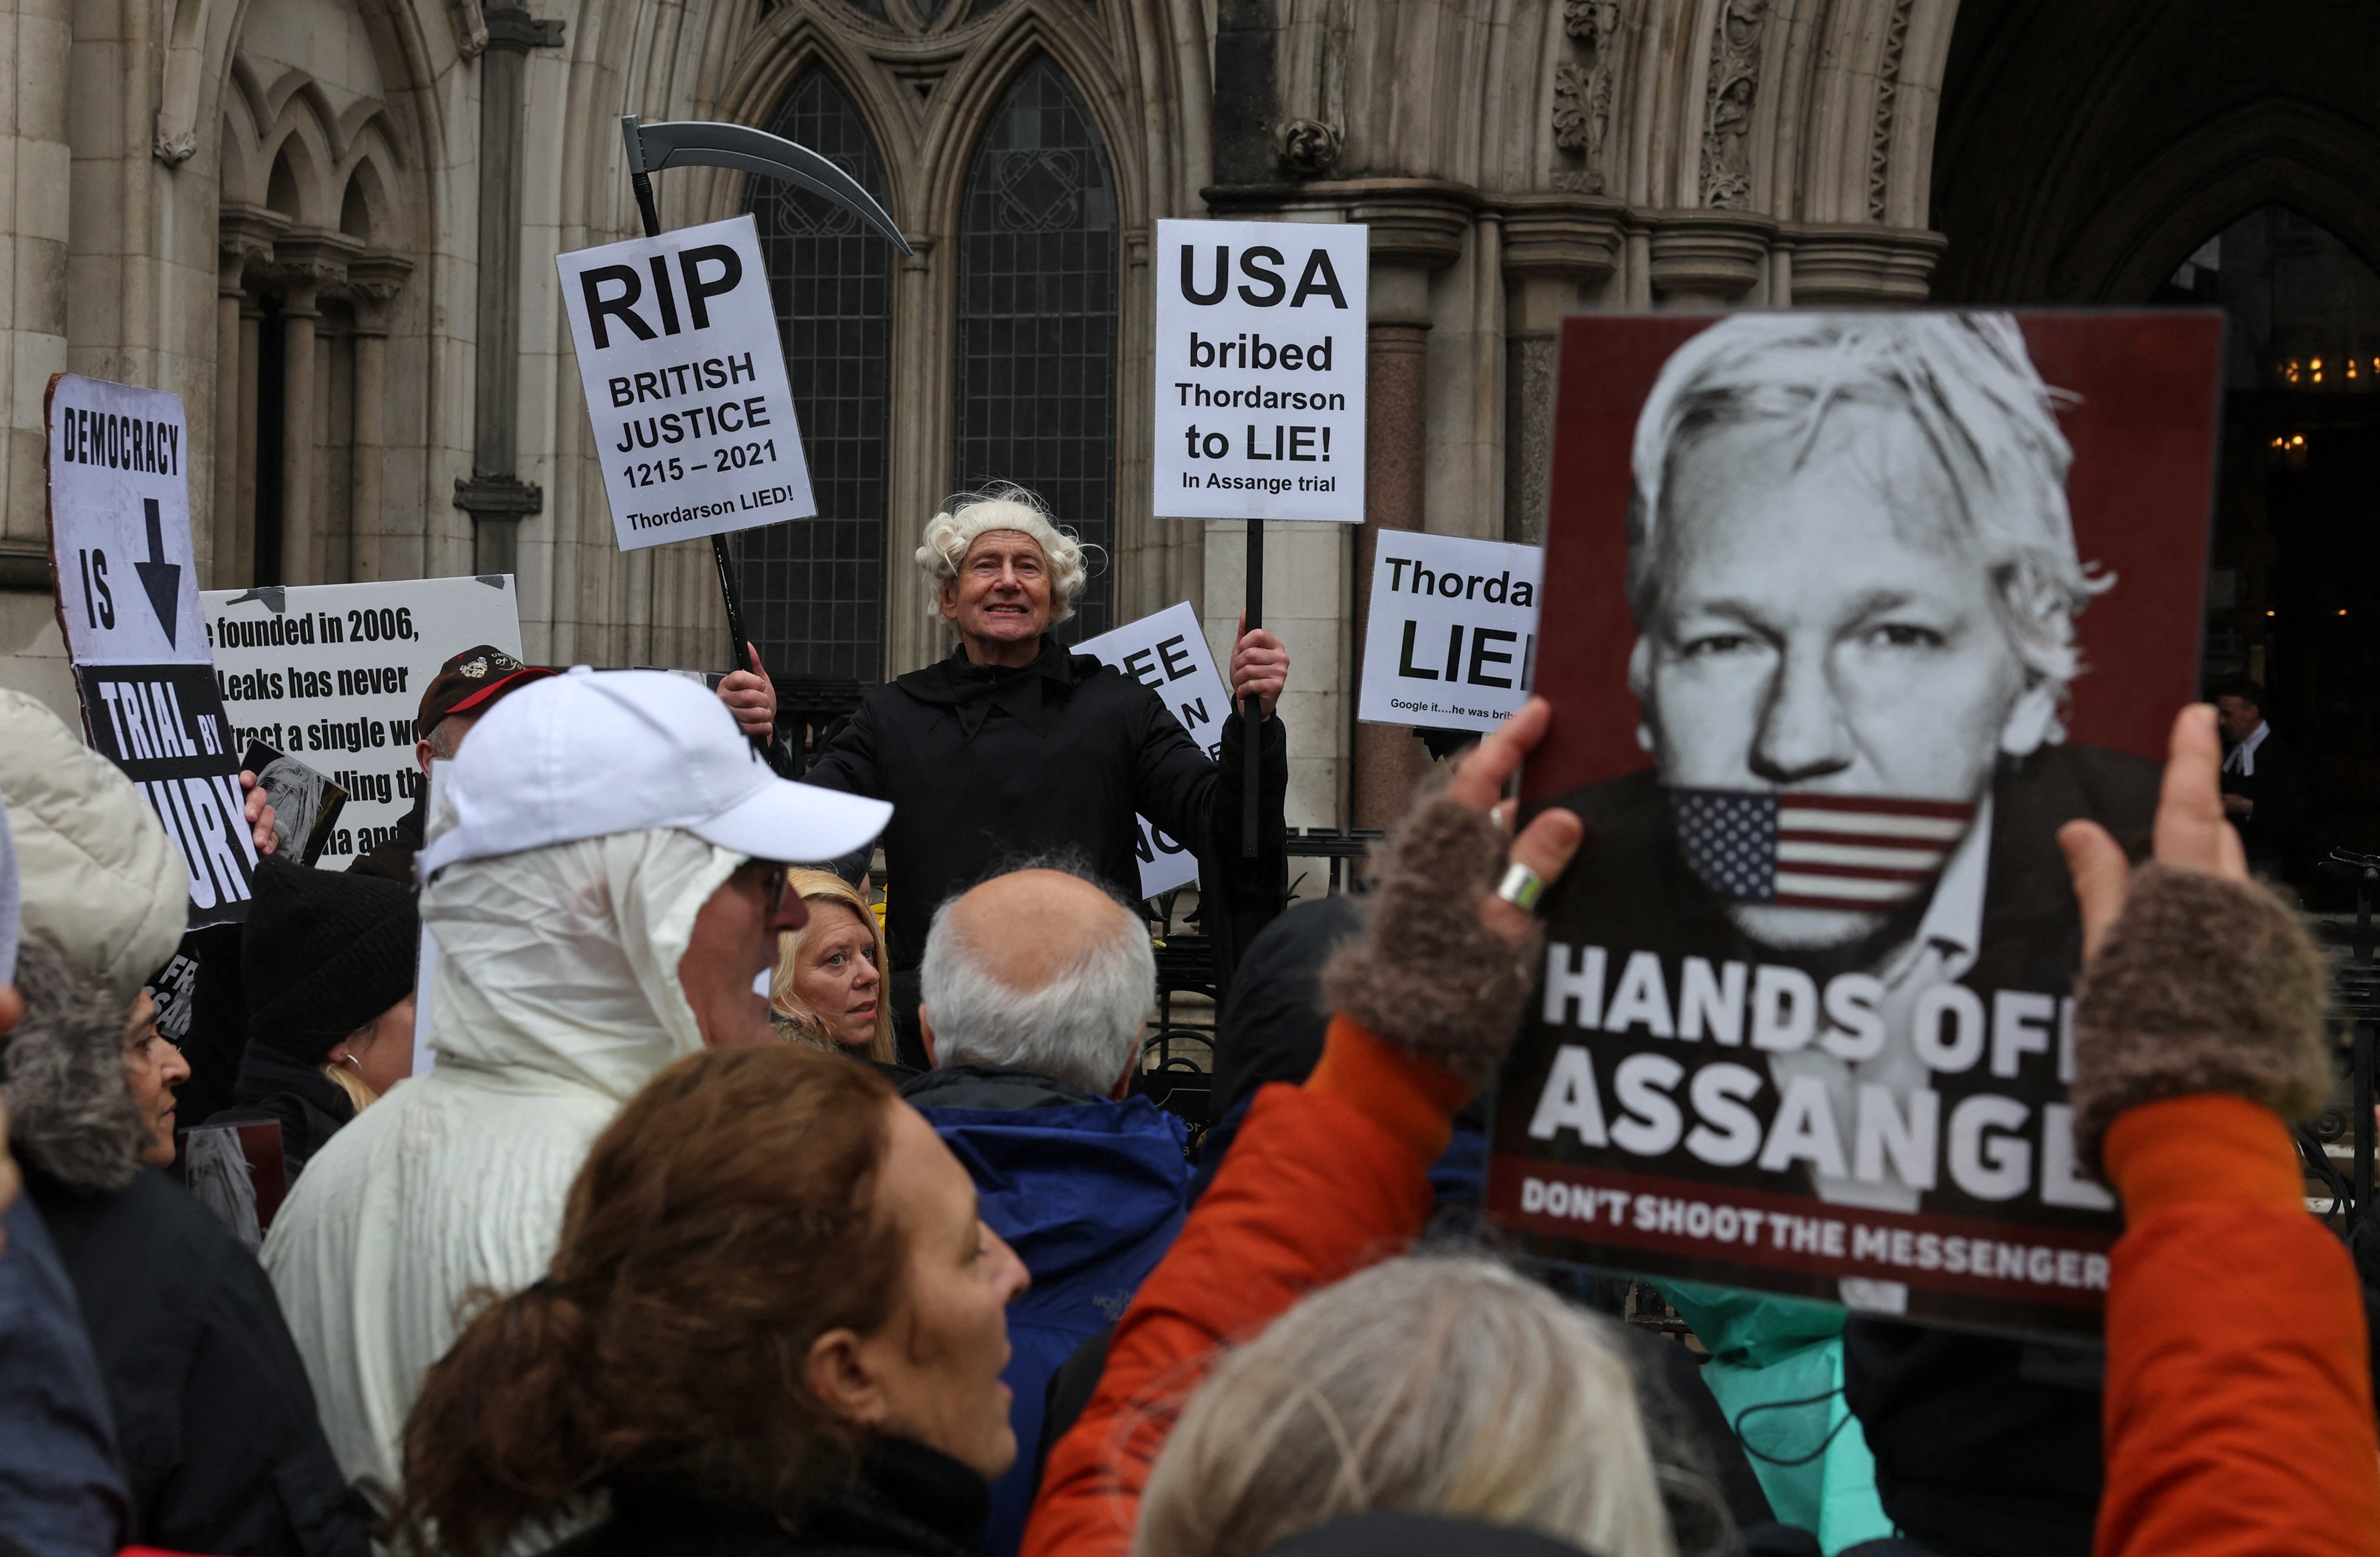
1538, 312, 2158, 1226
258, 754, 331, 859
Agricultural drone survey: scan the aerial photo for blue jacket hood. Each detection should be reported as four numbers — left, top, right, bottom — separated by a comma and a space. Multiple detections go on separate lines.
914, 1091, 1192, 1557
919, 1095, 1191, 1313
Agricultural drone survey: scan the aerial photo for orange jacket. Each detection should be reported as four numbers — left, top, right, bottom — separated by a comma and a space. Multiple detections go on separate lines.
1021, 1016, 1462, 1557
2096, 1093, 2380, 1557
1024, 1023, 2380, 1557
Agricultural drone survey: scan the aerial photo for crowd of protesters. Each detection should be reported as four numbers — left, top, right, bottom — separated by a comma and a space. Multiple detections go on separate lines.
0, 482, 2375, 1557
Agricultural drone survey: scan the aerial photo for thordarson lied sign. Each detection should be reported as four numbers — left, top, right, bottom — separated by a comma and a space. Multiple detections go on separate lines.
556, 213, 816, 552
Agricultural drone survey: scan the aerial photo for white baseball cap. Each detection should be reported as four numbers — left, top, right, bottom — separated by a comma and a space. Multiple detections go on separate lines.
416, 668, 890, 878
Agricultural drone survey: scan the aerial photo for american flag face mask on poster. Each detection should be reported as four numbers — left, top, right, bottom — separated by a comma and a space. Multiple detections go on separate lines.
1671, 790, 1977, 912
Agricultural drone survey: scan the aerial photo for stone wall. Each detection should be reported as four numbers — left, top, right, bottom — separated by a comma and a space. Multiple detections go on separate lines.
0, 0, 1960, 833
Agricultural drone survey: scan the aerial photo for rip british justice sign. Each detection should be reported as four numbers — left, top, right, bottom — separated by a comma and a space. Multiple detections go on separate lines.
556, 214, 815, 552
1153, 219, 1366, 522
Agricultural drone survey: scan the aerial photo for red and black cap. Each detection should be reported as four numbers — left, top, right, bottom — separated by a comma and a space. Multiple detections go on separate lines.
416, 646, 556, 738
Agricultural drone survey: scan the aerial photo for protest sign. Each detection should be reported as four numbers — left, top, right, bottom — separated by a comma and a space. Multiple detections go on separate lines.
1357, 531, 1541, 733
45, 374, 258, 926
1073, 602, 1233, 898
555, 213, 813, 553
201, 576, 524, 869
1488, 312, 2224, 1339
1153, 219, 1366, 522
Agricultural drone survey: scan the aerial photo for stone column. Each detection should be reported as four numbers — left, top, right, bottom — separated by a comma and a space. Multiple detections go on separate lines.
234, 291, 264, 587
884, 237, 941, 677
1499, 196, 1626, 545
274, 236, 359, 587
346, 255, 413, 582
215, 207, 284, 587
214, 254, 249, 588
0, 0, 71, 585
1345, 186, 1473, 829
277, 268, 324, 588
452, 5, 564, 574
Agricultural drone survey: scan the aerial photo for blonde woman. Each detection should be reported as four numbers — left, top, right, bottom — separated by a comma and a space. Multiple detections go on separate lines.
802, 484, 1291, 1066
770, 867, 897, 1069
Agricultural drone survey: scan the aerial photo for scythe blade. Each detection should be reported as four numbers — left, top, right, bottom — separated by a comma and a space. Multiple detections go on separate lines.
622, 115, 911, 255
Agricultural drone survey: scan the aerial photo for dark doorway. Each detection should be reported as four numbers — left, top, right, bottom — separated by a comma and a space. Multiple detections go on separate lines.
2153, 208, 2380, 901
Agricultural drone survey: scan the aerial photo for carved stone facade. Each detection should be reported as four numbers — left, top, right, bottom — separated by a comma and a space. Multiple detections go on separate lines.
1699, 0, 1770, 211
0, 0, 1971, 829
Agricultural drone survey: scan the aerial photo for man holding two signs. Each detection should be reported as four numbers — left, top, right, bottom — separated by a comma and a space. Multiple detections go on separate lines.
802, 487, 1289, 1068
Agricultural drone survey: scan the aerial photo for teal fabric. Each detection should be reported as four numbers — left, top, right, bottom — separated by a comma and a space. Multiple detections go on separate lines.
1660, 1281, 1893, 1553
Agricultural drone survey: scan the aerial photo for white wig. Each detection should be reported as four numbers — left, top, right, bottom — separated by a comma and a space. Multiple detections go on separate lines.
1627, 312, 2112, 722
916, 484, 1094, 626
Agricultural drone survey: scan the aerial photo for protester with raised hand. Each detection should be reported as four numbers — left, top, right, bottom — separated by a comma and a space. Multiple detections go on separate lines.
1023, 697, 2380, 1557
803, 486, 1290, 1064
900, 864, 1194, 1557
0, 690, 364, 1557
2057, 704, 2378, 1555
264, 669, 891, 1515
771, 866, 899, 1070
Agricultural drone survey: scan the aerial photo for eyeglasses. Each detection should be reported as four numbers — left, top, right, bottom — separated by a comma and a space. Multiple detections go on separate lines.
744, 859, 791, 916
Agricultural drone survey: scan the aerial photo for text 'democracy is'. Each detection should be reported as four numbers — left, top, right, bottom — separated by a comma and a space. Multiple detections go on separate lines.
556, 214, 814, 552
1489, 312, 2224, 1339
45, 374, 256, 926
1153, 219, 1366, 522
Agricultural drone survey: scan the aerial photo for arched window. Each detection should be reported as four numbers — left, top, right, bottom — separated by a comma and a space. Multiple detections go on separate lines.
743, 66, 895, 687
953, 57, 1119, 640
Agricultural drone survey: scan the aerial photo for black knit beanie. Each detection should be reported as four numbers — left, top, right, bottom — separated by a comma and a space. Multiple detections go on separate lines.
242, 854, 420, 1063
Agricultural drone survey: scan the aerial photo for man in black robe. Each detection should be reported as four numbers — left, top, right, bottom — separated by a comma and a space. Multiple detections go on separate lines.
2214, 676, 2310, 884
803, 489, 1289, 1066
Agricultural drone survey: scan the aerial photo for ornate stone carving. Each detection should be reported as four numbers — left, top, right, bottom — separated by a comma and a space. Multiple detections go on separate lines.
344, 253, 416, 335
450, 1, 488, 60
1279, 118, 1342, 180
1552, 0, 1620, 193
154, 130, 198, 167
1699, 0, 1768, 211
1869, 0, 1916, 221
1648, 209, 1775, 304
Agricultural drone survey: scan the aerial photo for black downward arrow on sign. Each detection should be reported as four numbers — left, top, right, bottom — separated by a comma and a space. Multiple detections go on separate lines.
133, 497, 181, 647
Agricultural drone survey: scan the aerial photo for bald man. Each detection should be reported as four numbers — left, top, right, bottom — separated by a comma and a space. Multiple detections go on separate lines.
899, 867, 1191, 1557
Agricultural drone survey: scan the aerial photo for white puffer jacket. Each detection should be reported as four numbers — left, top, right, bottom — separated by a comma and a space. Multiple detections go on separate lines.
0, 690, 187, 1003
261, 822, 738, 1508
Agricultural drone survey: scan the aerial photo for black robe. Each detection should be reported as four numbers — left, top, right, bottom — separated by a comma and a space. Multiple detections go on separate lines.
803, 637, 1286, 1060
